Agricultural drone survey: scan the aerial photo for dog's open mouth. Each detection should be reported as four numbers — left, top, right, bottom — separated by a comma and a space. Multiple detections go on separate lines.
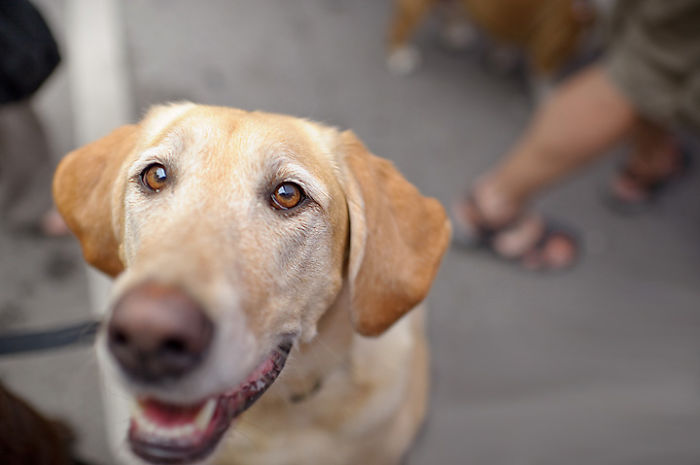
128, 342, 291, 464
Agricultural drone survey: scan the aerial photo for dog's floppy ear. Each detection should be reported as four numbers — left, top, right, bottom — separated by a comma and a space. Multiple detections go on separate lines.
53, 125, 139, 277
340, 131, 451, 337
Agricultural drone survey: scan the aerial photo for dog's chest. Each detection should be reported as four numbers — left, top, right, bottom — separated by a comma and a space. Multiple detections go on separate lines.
212, 313, 420, 465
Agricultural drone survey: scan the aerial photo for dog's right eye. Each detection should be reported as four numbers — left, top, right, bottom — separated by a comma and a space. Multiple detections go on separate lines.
271, 182, 305, 210
141, 164, 168, 192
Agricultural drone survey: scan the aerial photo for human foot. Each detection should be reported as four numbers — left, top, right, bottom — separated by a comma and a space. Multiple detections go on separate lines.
607, 143, 691, 213
452, 188, 578, 271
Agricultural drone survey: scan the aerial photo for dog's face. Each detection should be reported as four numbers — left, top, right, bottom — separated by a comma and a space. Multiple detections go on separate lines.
53, 103, 449, 464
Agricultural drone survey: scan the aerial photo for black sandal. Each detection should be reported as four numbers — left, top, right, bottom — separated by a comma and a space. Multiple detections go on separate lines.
451, 194, 580, 272
605, 145, 693, 215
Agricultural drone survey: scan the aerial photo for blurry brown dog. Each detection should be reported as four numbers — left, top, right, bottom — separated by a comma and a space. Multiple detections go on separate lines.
53, 103, 450, 464
0, 382, 76, 465
387, 0, 596, 76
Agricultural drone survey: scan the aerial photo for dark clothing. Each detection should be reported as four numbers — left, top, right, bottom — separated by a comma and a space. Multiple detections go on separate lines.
0, 0, 60, 103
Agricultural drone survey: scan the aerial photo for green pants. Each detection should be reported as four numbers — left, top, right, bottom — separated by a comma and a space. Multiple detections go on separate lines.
604, 0, 700, 130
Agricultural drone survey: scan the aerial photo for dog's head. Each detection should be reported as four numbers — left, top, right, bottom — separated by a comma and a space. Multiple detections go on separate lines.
53, 103, 449, 464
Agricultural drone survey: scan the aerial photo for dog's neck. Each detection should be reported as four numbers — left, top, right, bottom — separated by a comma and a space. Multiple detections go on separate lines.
277, 284, 355, 403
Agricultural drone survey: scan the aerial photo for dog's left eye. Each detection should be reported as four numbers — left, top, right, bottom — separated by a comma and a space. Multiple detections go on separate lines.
271, 182, 305, 210
141, 164, 168, 192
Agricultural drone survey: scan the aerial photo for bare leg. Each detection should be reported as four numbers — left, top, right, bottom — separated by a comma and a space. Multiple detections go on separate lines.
455, 65, 638, 269
483, 65, 636, 217
0, 102, 52, 227
0, 102, 69, 236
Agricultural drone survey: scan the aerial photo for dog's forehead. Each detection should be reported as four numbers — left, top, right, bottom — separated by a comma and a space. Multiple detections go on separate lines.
139, 104, 337, 176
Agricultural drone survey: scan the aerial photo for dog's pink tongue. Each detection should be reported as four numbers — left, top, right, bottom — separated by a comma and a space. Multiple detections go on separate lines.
245, 356, 275, 383
139, 398, 207, 427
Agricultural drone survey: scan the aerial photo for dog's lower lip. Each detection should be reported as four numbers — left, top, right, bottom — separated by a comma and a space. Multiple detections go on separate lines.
128, 342, 292, 464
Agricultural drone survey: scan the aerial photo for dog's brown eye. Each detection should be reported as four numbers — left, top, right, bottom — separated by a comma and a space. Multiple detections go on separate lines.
271, 182, 304, 210
141, 164, 168, 192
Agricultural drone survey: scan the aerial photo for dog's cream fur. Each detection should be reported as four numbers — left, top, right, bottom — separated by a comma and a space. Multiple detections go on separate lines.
53, 103, 450, 465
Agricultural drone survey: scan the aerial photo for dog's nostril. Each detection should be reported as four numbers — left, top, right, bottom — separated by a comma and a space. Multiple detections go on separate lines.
161, 337, 187, 355
111, 329, 129, 346
107, 282, 214, 383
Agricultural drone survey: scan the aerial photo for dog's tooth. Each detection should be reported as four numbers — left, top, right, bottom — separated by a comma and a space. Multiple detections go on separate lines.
195, 398, 217, 431
181, 424, 196, 436
148, 421, 159, 435
142, 418, 157, 435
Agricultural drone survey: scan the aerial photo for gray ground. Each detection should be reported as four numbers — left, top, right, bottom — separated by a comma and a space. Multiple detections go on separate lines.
2, 1, 700, 464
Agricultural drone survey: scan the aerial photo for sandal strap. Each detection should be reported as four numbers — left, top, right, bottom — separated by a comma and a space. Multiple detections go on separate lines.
464, 193, 523, 244
618, 144, 692, 193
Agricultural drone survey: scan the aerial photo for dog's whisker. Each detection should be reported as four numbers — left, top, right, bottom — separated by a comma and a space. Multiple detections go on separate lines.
234, 418, 268, 437
225, 429, 254, 447
313, 337, 345, 364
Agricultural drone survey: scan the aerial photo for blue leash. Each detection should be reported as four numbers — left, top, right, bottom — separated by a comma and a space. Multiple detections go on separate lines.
0, 319, 100, 355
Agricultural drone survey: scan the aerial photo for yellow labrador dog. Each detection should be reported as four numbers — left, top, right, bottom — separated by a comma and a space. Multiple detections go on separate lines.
53, 103, 450, 465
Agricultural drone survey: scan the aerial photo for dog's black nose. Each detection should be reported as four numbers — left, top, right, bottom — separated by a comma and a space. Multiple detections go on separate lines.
107, 283, 214, 383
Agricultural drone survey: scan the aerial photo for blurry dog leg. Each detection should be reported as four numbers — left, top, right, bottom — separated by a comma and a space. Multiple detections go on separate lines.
387, 0, 437, 75
0, 381, 77, 465
387, 46, 422, 75
440, 1, 476, 50
482, 45, 521, 76
0, 102, 53, 230
441, 18, 477, 50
